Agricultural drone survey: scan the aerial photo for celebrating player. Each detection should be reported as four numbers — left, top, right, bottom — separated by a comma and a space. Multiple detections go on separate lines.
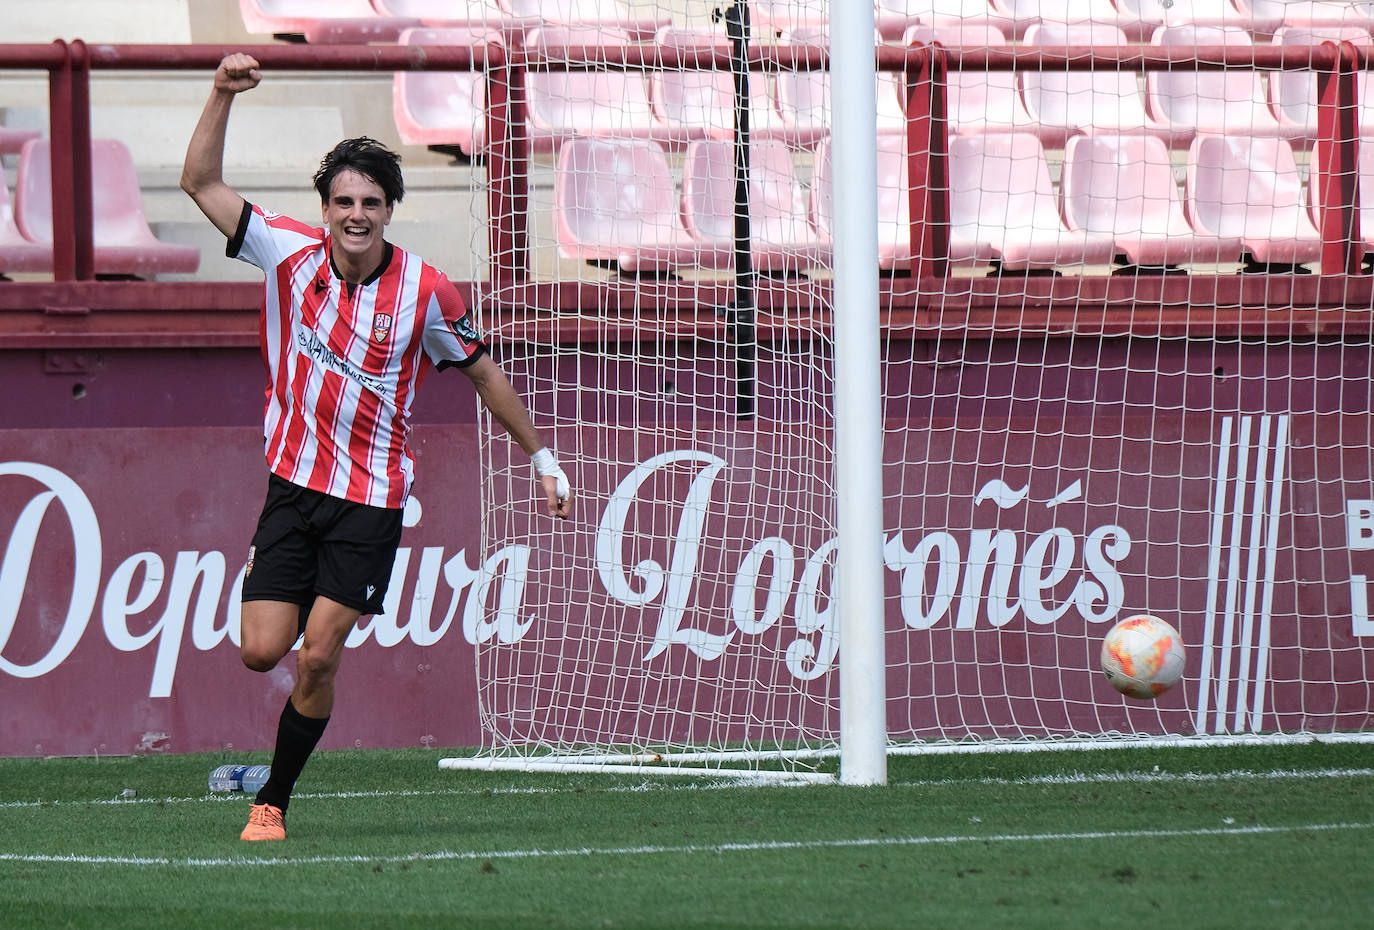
181, 53, 572, 842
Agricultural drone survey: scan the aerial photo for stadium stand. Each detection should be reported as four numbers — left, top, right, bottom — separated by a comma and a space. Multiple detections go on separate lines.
497, 0, 668, 41
1185, 133, 1321, 269
1018, 22, 1174, 144
1115, 0, 1279, 33
751, 0, 830, 39
648, 26, 794, 147
988, 0, 1141, 38
553, 137, 713, 274
14, 138, 200, 278
391, 26, 503, 156
1146, 24, 1302, 142
947, 132, 1118, 272
774, 27, 905, 145
1060, 133, 1246, 270
681, 138, 830, 273
874, 1, 1015, 41
812, 132, 918, 272
1242, 0, 1374, 30
524, 25, 680, 151
902, 22, 1041, 139
1268, 26, 1373, 140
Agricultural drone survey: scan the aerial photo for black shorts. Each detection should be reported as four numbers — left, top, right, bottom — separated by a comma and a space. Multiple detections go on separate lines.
241, 474, 404, 617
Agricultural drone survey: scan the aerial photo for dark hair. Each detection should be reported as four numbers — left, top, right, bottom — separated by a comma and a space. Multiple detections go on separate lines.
313, 137, 404, 207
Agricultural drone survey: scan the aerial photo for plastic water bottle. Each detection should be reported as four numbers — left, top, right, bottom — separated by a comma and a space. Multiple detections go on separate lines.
240, 765, 271, 795
208, 764, 249, 792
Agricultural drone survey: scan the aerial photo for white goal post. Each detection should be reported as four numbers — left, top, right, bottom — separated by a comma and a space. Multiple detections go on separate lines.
440, 0, 1374, 782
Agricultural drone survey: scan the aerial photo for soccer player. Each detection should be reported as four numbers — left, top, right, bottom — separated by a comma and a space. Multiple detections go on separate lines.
181, 53, 572, 842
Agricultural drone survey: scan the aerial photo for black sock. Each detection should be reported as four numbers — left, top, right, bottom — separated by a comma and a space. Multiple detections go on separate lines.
255, 697, 329, 813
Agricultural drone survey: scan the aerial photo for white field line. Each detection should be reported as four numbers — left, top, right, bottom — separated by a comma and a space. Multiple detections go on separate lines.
2, 766, 1372, 811
1, 821, 1371, 869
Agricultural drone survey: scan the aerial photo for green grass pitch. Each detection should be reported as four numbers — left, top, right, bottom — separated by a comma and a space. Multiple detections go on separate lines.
1, 741, 1371, 929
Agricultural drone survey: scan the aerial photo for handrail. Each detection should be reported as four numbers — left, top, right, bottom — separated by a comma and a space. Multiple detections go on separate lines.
0, 39, 1368, 286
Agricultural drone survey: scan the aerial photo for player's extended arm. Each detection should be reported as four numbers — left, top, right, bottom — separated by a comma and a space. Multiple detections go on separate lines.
463, 352, 573, 520
180, 53, 260, 238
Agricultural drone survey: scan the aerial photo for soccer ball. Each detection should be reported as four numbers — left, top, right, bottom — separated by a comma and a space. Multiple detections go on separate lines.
1100, 614, 1186, 700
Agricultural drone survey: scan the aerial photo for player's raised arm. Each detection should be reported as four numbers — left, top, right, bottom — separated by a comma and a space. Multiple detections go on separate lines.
462, 352, 573, 520
180, 53, 260, 238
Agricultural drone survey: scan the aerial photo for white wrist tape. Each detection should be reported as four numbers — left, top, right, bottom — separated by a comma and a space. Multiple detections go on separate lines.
531, 447, 570, 500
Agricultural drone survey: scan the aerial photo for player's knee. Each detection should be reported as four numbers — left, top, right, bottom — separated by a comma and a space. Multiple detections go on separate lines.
240, 646, 281, 673
294, 646, 340, 687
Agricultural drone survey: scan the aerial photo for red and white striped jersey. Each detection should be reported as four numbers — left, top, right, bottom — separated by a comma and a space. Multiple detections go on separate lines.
230, 203, 485, 509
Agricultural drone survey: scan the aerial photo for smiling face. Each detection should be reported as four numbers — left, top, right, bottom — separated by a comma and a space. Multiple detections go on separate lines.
322, 168, 394, 280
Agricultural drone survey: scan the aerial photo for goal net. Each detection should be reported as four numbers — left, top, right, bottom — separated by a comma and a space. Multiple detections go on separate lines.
441, 0, 1374, 777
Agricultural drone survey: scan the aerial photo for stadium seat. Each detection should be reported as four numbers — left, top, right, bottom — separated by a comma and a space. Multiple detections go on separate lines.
1146, 25, 1303, 143
375, 0, 505, 18
1060, 133, 1245, 269
0, 128, 40, 155
1019, 23, 1174, 144
648, 27, 793, 147
988, 0, 1138, 38
813, 133, 943, 271
238, 0, 382, 37
1115, 0, 1276, 33
1185, 134, 1321, 268
902, 23, 1040, 139
752, 0, 829, 39
0, 162, 52, 276
775, 27, 905, 145
875, 1, 1014, 41
14, 139, 200, 278
525, 25, 679, 151
553, 137, 711, 273
1268, 26, 1374, 140
948, 132, 1117, 271
680, 138, 830, 273
497, 0, 668, 41
1240, 0, 1374, 30
392, 27, 503, 156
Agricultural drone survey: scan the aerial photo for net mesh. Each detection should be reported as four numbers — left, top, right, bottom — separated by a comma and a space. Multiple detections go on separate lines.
439, 0, 1374, 767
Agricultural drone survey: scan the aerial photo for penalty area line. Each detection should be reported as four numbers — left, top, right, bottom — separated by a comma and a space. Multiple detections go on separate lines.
1, 821, 1371, 869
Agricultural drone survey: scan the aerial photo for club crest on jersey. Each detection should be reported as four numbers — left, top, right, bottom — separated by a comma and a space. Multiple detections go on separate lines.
372, 312, 393, 343
449, 313, 480, 345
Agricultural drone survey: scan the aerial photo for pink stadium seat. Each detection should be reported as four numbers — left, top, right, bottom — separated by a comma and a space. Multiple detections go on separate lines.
902, 23, 1040, 138
0, 128, 40, 155
1146, 25, 1302, 142
1060, 134, 1245, 269
648, 27, 792, 146
875, 1, 1014, 41
1241, 1, 1374, 30
375, 0, 504, 17
1019, 23, 1173, 144
813, 133, 939, 271
554, 137, 710, 273
752, 0, 828, 39
238, 0, 382, 36
680, 138, 830, 273
774, 27, 905, 145
1268, 26, 1374, 140
988, 0, 1139, 38
392, 27, 502, 156
948, 133, 1117, 271
1116, 0, 1277, 33
1185, 134, 1321, 268
14, 139, 199, 278
0, 163, 52, 276
497, 0, 667, 41
525, 25, 679, 151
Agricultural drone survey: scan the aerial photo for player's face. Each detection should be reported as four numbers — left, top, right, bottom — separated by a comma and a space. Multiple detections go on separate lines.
322, 169, 394, 272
